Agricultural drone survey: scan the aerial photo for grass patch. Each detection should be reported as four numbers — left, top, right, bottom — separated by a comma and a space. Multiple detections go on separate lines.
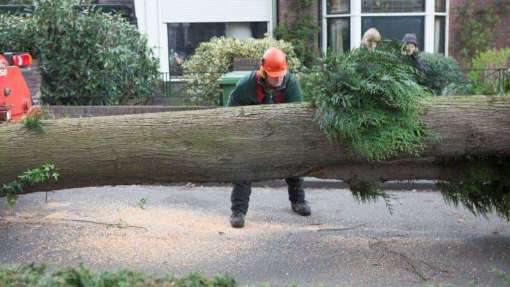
23, 115, 44, 133
0, 264, 236, 287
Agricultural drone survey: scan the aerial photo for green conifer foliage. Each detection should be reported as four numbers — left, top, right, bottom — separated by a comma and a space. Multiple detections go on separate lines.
303, 42, 434, 161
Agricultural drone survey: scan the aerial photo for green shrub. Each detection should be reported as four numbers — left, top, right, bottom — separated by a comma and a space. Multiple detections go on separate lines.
419, 52, 472, 96
468, 48, 510, 95
33, 0, 159, 105
0, 14, 36, 54
0, 0, 160, 105
183, 36, 300, 105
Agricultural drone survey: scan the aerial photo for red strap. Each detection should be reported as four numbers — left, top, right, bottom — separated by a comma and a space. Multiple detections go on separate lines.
256, 73, 285, 104
275, 91, 284, 103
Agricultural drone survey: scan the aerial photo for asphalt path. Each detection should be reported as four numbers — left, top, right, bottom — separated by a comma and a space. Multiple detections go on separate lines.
0, 182, 509, 286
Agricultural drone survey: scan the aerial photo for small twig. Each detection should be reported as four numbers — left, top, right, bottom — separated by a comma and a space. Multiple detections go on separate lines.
317, 224, 366, 232
62, 218, 148, 231
0, 217, 148, 231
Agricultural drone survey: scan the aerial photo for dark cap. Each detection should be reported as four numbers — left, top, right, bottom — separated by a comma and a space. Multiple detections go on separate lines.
402, 33, 418, 46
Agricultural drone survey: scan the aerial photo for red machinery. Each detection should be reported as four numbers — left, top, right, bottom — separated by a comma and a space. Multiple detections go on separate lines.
0, 52, 39, 123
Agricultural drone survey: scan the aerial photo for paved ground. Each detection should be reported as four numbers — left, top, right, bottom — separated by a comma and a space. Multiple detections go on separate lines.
0, 182, 509, 287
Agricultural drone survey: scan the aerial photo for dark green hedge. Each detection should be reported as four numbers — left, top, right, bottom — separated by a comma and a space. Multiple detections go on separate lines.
0, 0, 159, 105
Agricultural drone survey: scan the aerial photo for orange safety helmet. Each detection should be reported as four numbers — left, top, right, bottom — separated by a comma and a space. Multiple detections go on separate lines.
261, 48, 288, 77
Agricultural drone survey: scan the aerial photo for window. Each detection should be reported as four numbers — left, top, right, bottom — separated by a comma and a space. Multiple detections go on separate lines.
327, 0, 350, 14
362, 0, 425, 13
434, 16, 446, 54
328, 18, 350, 53
435, 0, 446, 12
168, 22, 267, 75
362, 16, 425, 49
323, 0, 448, 55
325, 0, 350, 53
168, 23, 224, 61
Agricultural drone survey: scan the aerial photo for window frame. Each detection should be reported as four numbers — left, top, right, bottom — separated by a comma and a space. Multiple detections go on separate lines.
322, 0, 449, 55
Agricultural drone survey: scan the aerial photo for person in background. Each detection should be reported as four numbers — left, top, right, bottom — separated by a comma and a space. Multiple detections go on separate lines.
401, 33, 426, 73
361, 28, 382, 51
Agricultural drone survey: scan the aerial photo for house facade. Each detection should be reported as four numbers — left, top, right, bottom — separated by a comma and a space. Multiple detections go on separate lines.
282, 0, 510, 63
129, 0, 275, 74
101, 0, 509, 73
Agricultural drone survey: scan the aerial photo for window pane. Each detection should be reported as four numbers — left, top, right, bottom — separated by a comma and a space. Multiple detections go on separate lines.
168, 22, 225, 60
226, 22, 267, 39
435, 0, 446, 12
327, 18, 350, 53
250, 22, 268, 38
434, 16, 446, 54
362, 0, 425, 12
168, 22, 267, 75
362, 16, 424, 49
328, 0, 350, 14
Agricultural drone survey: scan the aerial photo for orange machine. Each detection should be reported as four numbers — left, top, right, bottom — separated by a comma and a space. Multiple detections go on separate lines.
0, 52, 39, 123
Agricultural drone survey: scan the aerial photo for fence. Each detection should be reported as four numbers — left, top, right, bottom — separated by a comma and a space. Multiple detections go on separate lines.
158, 72, 172, 97
462, 68, 510, 96
157, 58, 259, 99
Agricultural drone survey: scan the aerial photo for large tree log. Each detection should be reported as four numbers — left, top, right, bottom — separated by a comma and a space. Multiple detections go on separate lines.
1, 96, 509, 192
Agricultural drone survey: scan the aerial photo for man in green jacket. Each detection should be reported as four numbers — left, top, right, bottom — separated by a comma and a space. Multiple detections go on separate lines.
227, 47, 311, 228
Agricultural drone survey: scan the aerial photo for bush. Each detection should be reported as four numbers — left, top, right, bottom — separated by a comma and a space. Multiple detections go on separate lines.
419, 52, 472, 96
35, 0, 159, 105
0, 14, 36, 54
0, 0, 160, 105
183, 36, 300, 105
468, 48, 510, 95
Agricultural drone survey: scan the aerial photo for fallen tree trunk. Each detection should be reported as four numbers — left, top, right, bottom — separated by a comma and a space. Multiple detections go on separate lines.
1, 96, 509, 192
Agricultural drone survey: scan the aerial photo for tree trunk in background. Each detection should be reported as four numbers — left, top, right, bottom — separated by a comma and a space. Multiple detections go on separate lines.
1, 96, 509, 192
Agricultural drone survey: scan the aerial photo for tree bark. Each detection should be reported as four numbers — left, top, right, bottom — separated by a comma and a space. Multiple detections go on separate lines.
1, 96, 509, 192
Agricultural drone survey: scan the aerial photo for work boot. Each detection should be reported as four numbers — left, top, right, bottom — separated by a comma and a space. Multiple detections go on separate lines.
230, 212, 246, 228
291, 201, 311, 216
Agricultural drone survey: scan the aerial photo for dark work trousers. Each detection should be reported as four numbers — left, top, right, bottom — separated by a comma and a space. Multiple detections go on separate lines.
231, 177, 305, 214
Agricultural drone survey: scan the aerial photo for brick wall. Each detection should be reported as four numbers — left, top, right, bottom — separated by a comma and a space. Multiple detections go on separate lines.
278, 0, 320, 27
46, 106, 212, 119
449, 0, 510, 63
277, 0, 321, 52
20, 60, 41, 105
278, 0, 317, 25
